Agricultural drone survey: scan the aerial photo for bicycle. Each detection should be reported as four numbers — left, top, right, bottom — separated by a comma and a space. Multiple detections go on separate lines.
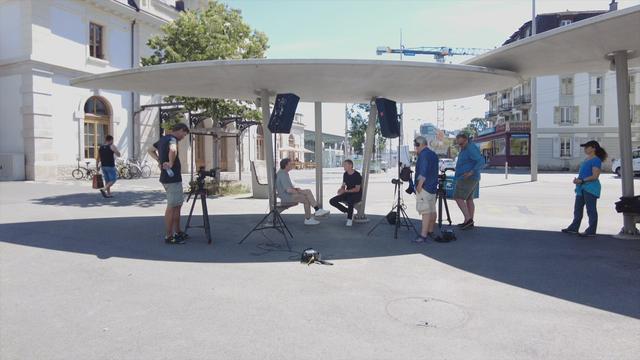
72, 161, 97, 180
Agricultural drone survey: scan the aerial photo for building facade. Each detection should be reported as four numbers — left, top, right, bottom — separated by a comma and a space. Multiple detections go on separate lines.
481, 6, 640, 171
0, 0, 209, 181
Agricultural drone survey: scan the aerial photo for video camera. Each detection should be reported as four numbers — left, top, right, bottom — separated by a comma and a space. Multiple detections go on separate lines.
197, 167, 217, 181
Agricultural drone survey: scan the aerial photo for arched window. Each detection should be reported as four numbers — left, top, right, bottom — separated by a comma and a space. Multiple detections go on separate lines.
83, 96, 111, 159
256, 125, 265, 160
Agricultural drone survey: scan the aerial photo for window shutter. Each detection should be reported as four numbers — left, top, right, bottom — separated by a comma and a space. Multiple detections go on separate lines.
573, 106, 580, 124
554, 107, 561, 124
590, 105, 596, 124
590, 76, 597, 95
552, 137, 560, 158
573, 137, 582, 158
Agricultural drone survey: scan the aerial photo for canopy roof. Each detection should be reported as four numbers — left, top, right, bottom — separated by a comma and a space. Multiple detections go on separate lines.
70, 59, 520, 103
464, 4, 640, 77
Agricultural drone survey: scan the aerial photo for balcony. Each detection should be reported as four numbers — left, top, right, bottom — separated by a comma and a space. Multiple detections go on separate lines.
485, 109, 498, 118
499, 102, 513, 112
513, 95, 532, 106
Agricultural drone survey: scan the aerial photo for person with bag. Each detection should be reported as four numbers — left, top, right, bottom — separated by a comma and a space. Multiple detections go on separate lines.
562, 140, 608, 237
96, 135, 121, 198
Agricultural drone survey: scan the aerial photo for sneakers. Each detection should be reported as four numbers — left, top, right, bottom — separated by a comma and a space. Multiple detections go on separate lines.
561, 228, 578, 234
304, 218, 320, 225
412, 235, 427, 243
174, 231, 190, 241
314, 208, 330, 217
579, 232, 596, 237
459, 219, 474, 230
164, 234, 186, 244
346, 219, 353, 227
99, 189, 108, 198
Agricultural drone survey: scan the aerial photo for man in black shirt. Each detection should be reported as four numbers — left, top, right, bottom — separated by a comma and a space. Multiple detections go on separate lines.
148, 123, 190, 244
96, 135, 120, 198
329, 159, 362, 227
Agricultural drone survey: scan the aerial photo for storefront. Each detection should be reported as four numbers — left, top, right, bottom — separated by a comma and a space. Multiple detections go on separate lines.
474, 122, 530, 167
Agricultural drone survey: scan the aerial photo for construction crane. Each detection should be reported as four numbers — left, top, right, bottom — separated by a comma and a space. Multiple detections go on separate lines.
376, 45, 491, 130
376, 46, 490, 63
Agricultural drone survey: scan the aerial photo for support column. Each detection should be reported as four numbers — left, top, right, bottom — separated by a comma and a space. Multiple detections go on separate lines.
261, 90, 275, 208
315, 102, 323, 208
355, 98, 377, 221
530, 77, 538, 181
612, 51, 638, 237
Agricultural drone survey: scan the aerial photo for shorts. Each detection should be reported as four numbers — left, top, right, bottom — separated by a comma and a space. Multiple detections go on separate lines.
454, 178, 479, 200
102, 166, 117, 183
163, 182, 184, 207
416, 190, 437, 215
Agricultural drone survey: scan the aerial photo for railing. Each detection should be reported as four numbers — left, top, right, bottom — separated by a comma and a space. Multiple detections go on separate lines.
485, 110, 499, 118
499, 103, 512, 112
513, 95, 532, 106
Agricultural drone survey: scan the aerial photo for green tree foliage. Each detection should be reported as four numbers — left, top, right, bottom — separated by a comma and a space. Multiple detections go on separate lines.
347, 103, 386, 156
461, 117, 488, 137
141, 1, 269, 122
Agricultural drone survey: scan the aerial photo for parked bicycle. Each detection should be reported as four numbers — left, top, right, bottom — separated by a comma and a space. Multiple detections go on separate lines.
71, 161, 98, 180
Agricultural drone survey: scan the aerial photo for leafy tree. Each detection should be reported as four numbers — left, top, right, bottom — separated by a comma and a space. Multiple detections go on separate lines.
461, 117, 488, 137
141, 1, 269, 122
347, 103, 386, 156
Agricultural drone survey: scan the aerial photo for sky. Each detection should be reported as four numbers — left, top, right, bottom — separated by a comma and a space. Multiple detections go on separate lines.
222, 0, 640, 139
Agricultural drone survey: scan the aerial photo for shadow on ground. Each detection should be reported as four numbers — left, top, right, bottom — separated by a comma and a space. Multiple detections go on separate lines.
2, 213, 639, 319
31, 191, 167, 208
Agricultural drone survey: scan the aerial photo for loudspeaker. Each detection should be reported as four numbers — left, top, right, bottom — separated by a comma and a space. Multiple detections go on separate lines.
375, 98, 400, 138
268, 93, 300, 134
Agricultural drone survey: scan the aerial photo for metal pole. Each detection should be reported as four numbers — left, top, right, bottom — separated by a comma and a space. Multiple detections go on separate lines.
612, 50, 638, 236
356, 98, 377, 220
530, 0, 538, 182
314, 102, 324, 208
260, 90, 275, 208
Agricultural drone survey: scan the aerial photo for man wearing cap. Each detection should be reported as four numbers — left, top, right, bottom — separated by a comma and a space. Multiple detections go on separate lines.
413, 136, 439, 242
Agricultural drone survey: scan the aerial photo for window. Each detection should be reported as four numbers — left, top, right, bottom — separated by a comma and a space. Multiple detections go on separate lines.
83, 96, 111, 159
560, 19, 572, 27
631, 75, 636, 94
561, 77, 573, 95
560, 106, 574, 125
510, 137, 529, 156
560, 137, 572, 158
595, 76, 602, 94
590, 105, 603, 125
493, 138, 506, 156
89, 22, 104, 59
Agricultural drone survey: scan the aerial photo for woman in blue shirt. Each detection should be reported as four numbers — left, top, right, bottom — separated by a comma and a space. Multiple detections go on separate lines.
562, 140, 608, 237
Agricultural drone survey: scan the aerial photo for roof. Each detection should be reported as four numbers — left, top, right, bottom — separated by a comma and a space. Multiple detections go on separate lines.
465, 4, 640, 78
70, 59, 520, 103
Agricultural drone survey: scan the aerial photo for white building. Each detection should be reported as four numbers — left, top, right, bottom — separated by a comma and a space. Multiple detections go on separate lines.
0, 0, 208, 181
483, 7, 640, 171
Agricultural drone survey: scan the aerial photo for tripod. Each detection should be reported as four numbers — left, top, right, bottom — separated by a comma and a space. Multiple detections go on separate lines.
239, 133, 292, 250
367, 178, 418, 239
185, 183, 212, 244
436, 176, 453, 229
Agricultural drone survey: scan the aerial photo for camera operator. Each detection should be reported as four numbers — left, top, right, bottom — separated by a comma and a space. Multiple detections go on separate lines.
147, 123, 190, 244
453, 133, 484, 230
413, 136, 439, 243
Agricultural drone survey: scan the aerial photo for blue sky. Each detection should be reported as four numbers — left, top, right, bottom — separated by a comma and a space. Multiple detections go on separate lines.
223, 0, 640, 137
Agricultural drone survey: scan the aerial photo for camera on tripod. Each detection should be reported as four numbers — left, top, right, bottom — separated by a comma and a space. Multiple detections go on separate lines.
190, 166, 218, 194
391, 178, 403, 185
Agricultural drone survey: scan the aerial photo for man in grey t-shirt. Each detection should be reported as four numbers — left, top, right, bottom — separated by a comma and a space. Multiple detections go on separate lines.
276, 158, 329, 225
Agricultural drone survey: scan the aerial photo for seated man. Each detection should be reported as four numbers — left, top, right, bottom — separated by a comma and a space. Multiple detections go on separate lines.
329, 159, 362, 227
276, 158, 330, 225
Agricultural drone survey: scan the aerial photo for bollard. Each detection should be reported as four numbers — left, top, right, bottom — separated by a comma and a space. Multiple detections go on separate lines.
505, 161, 508, 179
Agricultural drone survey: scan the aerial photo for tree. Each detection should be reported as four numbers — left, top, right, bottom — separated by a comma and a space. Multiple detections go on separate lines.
141, 1, 269, 122
462, 117, 488, 137
347, 103, 386, 156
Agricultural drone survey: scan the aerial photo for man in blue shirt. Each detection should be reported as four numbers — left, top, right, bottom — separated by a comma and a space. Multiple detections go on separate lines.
413, 136, 439, 242
453, 133, 484, 230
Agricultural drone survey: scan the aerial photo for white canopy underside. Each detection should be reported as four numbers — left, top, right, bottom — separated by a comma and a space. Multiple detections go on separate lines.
464, 4, 640, 77
70, 59, 520, 103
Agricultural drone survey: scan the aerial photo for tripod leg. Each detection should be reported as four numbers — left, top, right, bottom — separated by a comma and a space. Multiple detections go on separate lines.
239, 211, 273, 244
394, 205, 400, 239
443, 197, 452, 226
400, 206, 419, 236
185, 192, 198, 231
201, 193, 212, 244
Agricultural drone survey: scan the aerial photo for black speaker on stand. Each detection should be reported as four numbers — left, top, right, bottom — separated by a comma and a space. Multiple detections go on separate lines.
240, 93, 300, 249
368, 98, 418, 239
